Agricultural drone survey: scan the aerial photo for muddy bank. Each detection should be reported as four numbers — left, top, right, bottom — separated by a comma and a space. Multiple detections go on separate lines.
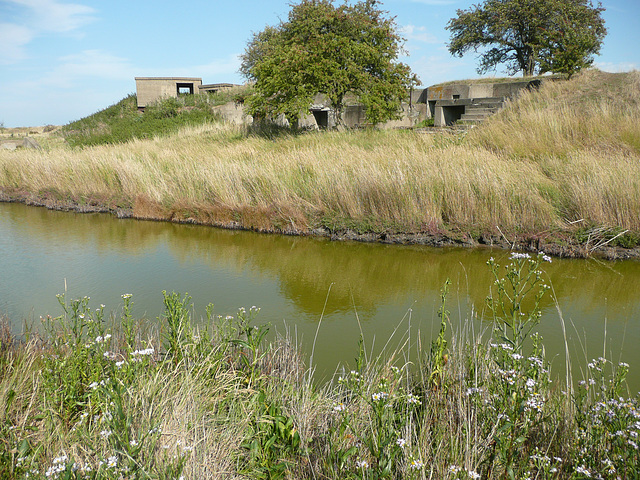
2, 189, 639, 261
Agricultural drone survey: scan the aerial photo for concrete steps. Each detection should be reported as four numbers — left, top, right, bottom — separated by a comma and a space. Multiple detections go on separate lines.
459, 114, 489, 122
459, 97, 506, 122
433, 96, 508, 127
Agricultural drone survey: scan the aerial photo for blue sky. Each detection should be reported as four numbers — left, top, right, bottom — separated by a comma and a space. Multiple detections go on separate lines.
1, 0, 638, 127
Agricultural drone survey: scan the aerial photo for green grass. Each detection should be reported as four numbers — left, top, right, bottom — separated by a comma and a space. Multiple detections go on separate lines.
0, 255, 638, 479
60, 88, 252, 147
429, 73, 564, 87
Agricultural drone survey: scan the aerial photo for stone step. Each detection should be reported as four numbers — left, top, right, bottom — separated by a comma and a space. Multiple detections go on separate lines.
471, 96, 506, 104
460, 113, 491, 121
464, 107, 498, 115
471, 100, 505, 108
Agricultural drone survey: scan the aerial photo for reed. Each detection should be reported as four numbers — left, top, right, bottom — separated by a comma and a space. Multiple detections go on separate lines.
1, 70, 639, 245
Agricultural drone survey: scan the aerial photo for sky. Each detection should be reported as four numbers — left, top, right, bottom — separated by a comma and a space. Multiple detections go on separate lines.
1, 0, 638, 127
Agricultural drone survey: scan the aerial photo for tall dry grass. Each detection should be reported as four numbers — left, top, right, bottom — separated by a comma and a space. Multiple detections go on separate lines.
469, 69, 640, 158
1, 69, 639, 238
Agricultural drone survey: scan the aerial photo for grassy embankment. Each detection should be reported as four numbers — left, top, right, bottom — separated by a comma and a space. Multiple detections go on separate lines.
1, 254, 638, 479
1, 69, 639, 254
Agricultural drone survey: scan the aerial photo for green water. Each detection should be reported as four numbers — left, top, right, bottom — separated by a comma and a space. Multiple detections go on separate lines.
1, 202, 639, 389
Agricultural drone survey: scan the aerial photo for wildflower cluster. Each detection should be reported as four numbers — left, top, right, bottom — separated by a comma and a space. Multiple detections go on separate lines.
448, 464, 481, 479
26, 293, 191, 479
330, 363, 424, 479
3, 266, 638, 479
529, 450, 562, 477
573, 358, 640, 478
45, 455, 71, 479
470, 253, 555, 477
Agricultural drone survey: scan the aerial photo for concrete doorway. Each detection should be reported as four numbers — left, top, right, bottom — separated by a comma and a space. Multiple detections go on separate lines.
311, 110, 329, 129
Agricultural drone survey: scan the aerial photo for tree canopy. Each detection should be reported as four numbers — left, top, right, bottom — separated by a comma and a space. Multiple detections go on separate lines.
240, 0, 418, 127
446, 0, 607, 77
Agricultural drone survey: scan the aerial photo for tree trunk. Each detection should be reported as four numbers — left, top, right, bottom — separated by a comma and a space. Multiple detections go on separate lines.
331, 95, 344, 128
524, 53, 536, 77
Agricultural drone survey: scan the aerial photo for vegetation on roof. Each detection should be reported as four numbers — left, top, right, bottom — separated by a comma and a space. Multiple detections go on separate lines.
429, 73, 564, 87
60, 87, 251, 148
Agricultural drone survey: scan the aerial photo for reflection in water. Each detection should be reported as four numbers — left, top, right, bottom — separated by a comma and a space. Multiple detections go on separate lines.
1, 202, 639, 387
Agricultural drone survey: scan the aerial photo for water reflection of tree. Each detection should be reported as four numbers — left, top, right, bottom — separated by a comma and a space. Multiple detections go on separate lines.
7, 203, 640, 323
163, 226, 640, 324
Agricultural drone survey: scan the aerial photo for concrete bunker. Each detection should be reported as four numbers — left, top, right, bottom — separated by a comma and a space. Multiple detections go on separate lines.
135, 78, 241, 110
135, 77, 203, 110
437, 101, 467, 126
424, 79, 545, 127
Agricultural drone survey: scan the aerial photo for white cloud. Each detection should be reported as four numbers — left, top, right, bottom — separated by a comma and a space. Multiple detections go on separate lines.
400, 24, 440, 44
41, 50, 135, 88
0, 86, 128, 127
0, 23, 33, 64
409, 53, 480, 86
1, 0, 96, 63
197, 54, 243, 79
10, 0, 96, 32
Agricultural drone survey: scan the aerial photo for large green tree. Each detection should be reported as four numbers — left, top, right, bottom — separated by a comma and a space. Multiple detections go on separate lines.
446, 0, 607, 77
240, 0, 418, 127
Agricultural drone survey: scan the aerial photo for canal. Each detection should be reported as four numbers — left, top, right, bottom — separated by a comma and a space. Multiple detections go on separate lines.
1, 202, 639, 389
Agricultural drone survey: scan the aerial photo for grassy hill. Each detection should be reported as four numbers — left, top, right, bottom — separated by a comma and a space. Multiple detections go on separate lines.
1, 69, 639, 255
60, 88, 248, 147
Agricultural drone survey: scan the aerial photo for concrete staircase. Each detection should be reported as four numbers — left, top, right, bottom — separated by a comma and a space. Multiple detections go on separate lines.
459, 97, 506, 123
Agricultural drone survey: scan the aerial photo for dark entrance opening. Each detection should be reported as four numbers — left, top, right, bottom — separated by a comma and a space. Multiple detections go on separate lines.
442, 105, 466, 125
312, 110, 329, 129
176, 83, 194, 96
428, 100, 437, 118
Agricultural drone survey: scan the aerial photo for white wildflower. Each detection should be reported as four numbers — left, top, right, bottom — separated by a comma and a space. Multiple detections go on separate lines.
406, 393, 421, 405
575, 465, 591, 477
371, 392, 389, 402
131, 347, 154, 356
466, 387, 483, 396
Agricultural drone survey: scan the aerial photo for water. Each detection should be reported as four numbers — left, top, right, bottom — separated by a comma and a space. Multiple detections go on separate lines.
1, 202, 639, 389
